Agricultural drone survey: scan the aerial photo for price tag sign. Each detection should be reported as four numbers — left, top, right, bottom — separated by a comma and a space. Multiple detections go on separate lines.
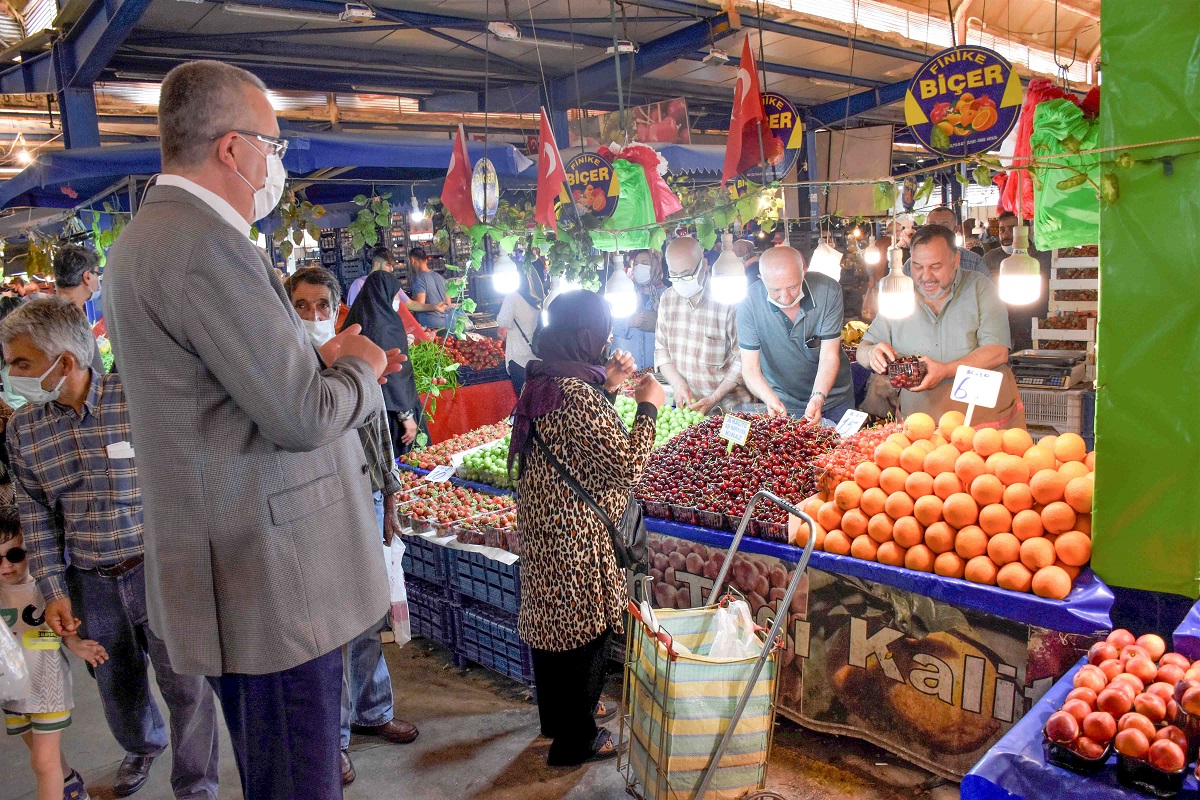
834, 409, 869, 437
719, 415, 751, 447
424, 464, 456, 482
951, 366, 1003, 409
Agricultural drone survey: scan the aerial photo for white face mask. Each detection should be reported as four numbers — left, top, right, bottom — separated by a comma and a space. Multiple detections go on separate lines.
392, 294, 402, 312
302, 318, 336, 347
632, 263, 655, 284
8, 354, 66, 405
768, 294, 803, 310
672, 275, 704, 298
234, 135, 287, 221
1001, 244, 1015, 255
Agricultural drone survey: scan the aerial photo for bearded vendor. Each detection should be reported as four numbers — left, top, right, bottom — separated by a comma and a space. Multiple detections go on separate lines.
856, 225, 1026, 429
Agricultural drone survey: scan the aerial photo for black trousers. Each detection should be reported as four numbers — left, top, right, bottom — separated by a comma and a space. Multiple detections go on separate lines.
530, 628, 612, 766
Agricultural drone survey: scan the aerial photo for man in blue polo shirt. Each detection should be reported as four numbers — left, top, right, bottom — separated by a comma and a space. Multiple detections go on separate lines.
737, 246, 854, 424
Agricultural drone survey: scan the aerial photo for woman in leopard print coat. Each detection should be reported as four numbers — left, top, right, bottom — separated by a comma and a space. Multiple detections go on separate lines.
509, 289, 664, 767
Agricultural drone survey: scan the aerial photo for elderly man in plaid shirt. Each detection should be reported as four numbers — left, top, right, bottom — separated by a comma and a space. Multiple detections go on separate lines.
654, 236, 751, 414
1, 299, 218, 799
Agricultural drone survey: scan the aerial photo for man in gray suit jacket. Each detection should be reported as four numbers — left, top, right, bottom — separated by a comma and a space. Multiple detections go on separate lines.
103, 60, 402, 800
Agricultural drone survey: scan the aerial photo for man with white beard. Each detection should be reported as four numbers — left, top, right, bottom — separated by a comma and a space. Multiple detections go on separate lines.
857, 225, 1026, 428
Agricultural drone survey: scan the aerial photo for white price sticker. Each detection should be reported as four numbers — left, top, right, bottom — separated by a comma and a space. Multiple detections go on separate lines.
424, 464, 456, 482
834, 409, 869, 437
951, 366, 1003, 409
719, 415, 751, 446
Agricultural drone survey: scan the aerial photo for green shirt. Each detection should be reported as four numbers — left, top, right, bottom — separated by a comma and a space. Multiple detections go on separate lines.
863, 269, 1018, 423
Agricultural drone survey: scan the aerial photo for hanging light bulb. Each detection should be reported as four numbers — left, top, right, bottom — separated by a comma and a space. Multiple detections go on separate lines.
863, 236, 882, 265
15, 149, 31, 166
808, 239, 843, 281
878, 247, 916, 319
998, 224, 1042, 305
709, 233, 747, 305
605, 254, 639, 319
491, 252, 520, 294
409, 194, 424, 223
852, 226, 862, 239
954, 232, 964, 247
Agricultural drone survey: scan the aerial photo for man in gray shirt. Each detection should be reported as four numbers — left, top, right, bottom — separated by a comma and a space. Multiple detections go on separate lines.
408, 247, 456, 330
737, 246, 854, 424
905, 206, 989, 277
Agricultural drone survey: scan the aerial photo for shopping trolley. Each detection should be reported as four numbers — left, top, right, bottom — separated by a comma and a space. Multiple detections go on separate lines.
618, 490, 816, 800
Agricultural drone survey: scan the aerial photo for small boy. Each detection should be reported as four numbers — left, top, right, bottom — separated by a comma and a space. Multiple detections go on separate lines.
0, 505, 106, 800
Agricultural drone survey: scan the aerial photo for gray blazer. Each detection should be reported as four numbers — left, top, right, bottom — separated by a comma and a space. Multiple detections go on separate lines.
103, 185, 388, 676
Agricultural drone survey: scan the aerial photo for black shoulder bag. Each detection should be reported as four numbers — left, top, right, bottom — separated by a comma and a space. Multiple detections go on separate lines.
530, 429, 647, 572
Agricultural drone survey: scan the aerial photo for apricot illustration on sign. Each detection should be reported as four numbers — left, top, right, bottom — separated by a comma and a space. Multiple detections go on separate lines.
931, 93, 999, 138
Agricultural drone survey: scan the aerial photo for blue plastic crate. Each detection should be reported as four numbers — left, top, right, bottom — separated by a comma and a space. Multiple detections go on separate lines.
451, 550, 520, 614
406, 577, 456, 651
401, 534, 452, 585
455, 603, 534, 686
458, 365, 510, 387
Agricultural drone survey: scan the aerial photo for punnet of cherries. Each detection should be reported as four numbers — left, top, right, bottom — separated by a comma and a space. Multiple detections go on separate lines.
887, 355, 928, 389
635, 415, 839, 533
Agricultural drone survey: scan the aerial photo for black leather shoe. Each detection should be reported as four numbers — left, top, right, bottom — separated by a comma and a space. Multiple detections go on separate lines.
340, 750, 356, 786
112, 754, 156, 797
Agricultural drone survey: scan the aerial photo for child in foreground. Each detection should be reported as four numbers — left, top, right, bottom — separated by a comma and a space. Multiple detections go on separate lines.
0, 505, 106, 800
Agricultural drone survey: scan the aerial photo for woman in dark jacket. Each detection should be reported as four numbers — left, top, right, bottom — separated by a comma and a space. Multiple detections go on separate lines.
508, 290, 664, 767
343, 270, 422, 454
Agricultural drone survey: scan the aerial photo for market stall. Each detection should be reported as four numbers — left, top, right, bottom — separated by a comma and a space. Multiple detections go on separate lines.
390, 404, 1111, 780
963, 608, 1200, 800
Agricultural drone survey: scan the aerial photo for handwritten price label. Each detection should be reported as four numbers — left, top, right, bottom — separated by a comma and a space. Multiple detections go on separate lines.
719, 415, 751, 447
951, 366, 1003, 409
424, 464, 456, 482
834, 409, 869, 437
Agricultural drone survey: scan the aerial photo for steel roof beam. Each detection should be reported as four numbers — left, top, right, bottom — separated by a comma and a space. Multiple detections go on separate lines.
623, 0, 929, 63
548, 14, 730, 109
805, 80, 909, 128
680, 51, 890, 88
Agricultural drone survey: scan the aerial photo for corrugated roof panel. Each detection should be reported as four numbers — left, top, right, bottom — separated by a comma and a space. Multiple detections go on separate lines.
0, 14, 24, 45
23, 0, 57, 36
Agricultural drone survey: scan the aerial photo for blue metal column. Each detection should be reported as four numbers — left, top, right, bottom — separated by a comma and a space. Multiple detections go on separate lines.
804, 125, 821, 236
59, 87, 101, 149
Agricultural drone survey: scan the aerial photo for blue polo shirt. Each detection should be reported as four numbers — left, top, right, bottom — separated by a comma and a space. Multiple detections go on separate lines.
736, 273, 854, 415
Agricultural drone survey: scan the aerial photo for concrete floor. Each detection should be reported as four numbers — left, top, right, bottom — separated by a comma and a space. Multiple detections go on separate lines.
2, 639, 962, 800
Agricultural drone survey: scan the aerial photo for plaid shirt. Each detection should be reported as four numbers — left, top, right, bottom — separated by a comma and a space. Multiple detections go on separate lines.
7, 372, 142, 602
358, 410, 402, 496
654, 286, 752, 407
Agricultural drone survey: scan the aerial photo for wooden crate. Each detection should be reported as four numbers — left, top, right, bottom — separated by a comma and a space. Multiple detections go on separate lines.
1050, 251, 1099, 313
1031, 317, 1096, 365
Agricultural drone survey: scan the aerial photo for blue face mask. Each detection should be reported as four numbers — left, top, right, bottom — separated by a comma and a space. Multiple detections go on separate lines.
7, 354, 66, 405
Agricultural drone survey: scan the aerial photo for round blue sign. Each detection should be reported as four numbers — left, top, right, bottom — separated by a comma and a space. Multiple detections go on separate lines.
559, 152, 619, 219
905, 45, 1023, 157
744, 92, 803, 185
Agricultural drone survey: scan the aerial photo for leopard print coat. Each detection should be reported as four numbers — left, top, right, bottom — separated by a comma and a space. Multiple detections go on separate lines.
515, 378, 656, 652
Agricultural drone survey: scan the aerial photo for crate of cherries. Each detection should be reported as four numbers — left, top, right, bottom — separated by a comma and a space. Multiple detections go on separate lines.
1043, 628, 1200, 796
886, 356, 928, 389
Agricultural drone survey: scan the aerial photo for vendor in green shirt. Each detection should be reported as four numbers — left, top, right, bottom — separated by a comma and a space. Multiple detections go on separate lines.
857, 225, 1026, 429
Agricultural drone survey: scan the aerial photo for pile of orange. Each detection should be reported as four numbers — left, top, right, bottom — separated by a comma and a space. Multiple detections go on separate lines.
789, 410, 1096, 600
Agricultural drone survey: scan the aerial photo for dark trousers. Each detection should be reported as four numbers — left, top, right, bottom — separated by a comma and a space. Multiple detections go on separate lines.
386, 406, 428, 456
530, 629, 611, 766
208, 648, 344, 800
69, 565, 220, 799
507, 361, 527, 398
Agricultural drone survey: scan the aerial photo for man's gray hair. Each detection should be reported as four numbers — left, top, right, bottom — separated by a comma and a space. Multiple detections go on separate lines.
159, 60, 268, 170
0, 298, 96, 367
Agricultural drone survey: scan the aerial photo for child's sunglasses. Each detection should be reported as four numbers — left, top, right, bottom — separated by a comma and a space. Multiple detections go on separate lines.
0, 547, 26, 564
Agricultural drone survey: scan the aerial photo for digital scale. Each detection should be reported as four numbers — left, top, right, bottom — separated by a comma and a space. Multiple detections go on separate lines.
1010, 349, 1087, 389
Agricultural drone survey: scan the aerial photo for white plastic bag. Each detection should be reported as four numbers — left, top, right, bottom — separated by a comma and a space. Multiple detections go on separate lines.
0, 620, 30, 704
708, 599, 760, 659
384, 538, 412, 648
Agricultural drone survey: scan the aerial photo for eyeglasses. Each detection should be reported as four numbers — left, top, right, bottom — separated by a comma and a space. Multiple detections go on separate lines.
220, 130, 289, 159
0, 546, 25, 564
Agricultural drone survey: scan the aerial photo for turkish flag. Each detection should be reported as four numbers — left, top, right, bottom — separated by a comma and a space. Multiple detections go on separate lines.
721, 37, 767, 188
442, 125, 476, 228
535, 108, 567, 232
